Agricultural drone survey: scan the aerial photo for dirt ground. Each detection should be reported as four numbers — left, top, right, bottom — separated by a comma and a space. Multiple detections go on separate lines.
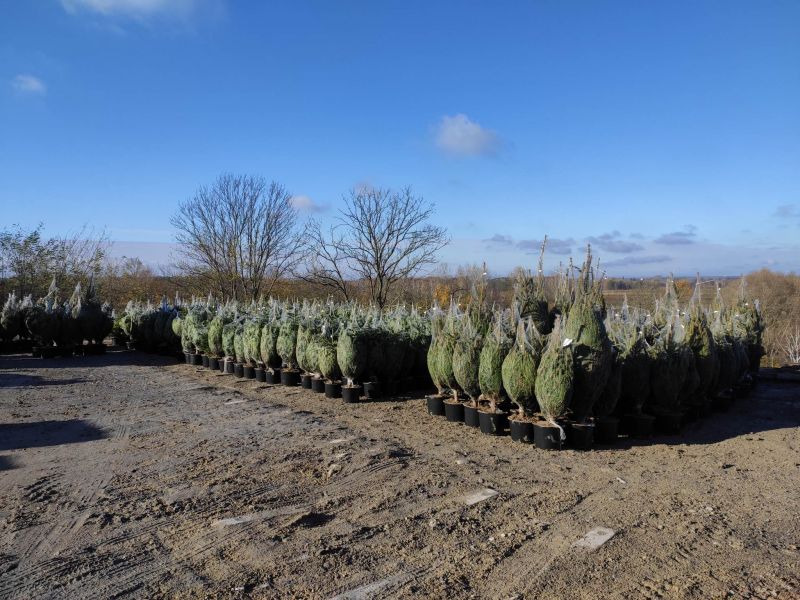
1, 351, 799, 599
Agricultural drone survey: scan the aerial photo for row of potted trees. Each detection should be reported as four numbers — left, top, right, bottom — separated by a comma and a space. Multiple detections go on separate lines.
119, 297, 433, 401
425, 248, 764, 450
1, 278, 113, 357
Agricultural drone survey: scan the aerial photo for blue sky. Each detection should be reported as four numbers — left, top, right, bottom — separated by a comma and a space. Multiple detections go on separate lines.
1, 0, 798, 276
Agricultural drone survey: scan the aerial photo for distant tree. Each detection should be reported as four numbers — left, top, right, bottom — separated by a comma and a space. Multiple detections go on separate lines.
0, 223, 108, 298
171, 173, 303, 301
299, 186, 449, 308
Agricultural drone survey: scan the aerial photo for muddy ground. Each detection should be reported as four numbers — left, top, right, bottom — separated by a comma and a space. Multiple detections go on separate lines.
1, 350, 799, 599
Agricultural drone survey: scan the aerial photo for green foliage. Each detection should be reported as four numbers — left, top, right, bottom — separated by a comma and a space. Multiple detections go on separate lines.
243, 316, 264, 366
337, 322, 367, 386
648, 319, 686, 415
276, 308, 299, 369
233, 322, 246, 363
594, 348, 621, 418
259, 316, 281, 368
222, 320, 238, 359
685, 303, 717, 407
501, 318, 543, 416
535, 317, 574, 421
478, 310, 514, 406
564, 250, 612, 421
452, 314, 484, 402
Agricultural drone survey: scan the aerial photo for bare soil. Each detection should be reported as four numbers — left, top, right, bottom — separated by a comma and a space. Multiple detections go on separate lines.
1, 351, 799, 599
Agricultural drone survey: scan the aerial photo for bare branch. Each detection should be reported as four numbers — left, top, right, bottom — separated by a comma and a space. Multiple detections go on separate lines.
171, 173, 303, 301
297, 186, 449, 307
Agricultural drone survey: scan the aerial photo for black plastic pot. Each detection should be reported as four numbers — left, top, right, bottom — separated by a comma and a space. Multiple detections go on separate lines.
202, 355, 210, 368
426, 395, 446, 416
325, 381, 342, 398
219, 359, 226, 372
464, 405, 480, 428
225, 360, 235, 375
364, 382, 381, 400
478, 410, 507, 435
444, 401, 465, 423
622, 413, 655, 439
208, 357, 219, 371
509, 419, 534, 443
301, 373, 313, 389
265, 368, 281, 384
342, 385, 362, 403
593, 417, 619, 445
312, 377, 326, 393
281, 369, 301, 386
255, 367, 266, 382
533, 422, 564, 450
184, 352, 191, 364
190, 353, 203, 366
567, 422, 594, 450
654, 412, 682, 434
243, 365, 255, 379
234, 363, 244, 378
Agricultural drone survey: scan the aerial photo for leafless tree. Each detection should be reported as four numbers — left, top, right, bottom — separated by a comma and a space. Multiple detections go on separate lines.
171, 173, 302, 301
779, 325, 800, 365
298, 186, 449, 307
0, 223, 108, 298
50, 225, 109, 286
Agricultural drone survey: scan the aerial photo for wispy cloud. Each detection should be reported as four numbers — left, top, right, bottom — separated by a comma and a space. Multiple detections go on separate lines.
435, 114, 501, 157
518, 237, 573, 255
60, 0, 223, 23
11, 74, 46, 96
586, 231, 644, 254
483, 233, 514, 246
604, 254, 672, 267
774, 204, 799, 219
289, 195, 329, 213
654, 226, 697, 245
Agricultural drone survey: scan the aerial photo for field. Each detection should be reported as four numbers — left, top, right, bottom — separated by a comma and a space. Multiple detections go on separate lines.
1, 351, 799, 599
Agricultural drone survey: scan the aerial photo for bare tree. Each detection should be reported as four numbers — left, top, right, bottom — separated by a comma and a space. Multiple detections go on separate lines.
299, 186, 449, 308
779, 325, 800, 365
171, 173, 302, 301
50, 225, 109, 285
299, 220, 352, 301
0, 223, 108, 298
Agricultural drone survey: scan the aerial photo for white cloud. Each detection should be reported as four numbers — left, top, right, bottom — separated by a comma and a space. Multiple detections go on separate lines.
60, 0, 220, 21
11, 74, 46, 96
289, 195, 329, 213
435, 114, 501, 157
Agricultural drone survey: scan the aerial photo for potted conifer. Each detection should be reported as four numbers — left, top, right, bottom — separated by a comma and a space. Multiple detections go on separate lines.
476, 310, 513, 429
277, 308, 300, 385
502, 318, 543, 441
337, 318, 367, 402
563, 248, 611, 448
259, 307, 282, 382
451, 315, 483, 423
425, 303, 448, 416
534, 316, 574, 449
